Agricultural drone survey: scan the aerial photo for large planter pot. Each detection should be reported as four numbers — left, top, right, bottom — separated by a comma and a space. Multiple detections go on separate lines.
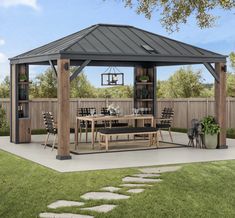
204, 133, 218, 149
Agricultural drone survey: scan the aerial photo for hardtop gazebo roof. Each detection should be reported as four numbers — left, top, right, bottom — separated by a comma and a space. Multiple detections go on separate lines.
10, 23, 226, 65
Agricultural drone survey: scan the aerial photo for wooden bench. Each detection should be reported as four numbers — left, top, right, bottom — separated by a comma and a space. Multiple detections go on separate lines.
98, 127, 159, 151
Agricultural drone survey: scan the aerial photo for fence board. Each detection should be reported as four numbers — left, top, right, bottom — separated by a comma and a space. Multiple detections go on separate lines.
1, 98, 235, 130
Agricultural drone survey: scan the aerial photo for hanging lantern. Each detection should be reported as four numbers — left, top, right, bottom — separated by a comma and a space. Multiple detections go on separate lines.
101, 67, 124, 86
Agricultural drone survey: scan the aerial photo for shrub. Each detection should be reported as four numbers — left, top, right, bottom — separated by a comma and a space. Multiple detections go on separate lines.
0, 105, 9, 132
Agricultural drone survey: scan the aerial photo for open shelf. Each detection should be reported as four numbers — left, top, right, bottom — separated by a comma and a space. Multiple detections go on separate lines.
135, 82, 153, 85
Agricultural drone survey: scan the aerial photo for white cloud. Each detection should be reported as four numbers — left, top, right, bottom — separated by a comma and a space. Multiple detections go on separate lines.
0, 38, 5, 46
0, 0, 40, 10
0, 53, 7, 63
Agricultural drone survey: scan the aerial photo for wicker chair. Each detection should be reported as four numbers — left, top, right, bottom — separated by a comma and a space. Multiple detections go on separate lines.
156, 107, 174, 142
42, 112, 57, 150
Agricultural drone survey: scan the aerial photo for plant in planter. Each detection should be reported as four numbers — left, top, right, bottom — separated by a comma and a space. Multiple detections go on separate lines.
201, 115, 220, 149
139, 75, 149, 82
19, 74, 27, 82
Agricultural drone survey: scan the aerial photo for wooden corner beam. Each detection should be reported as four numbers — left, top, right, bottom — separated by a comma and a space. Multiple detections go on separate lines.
70, 60, 91, 82
204, 63, 219, 82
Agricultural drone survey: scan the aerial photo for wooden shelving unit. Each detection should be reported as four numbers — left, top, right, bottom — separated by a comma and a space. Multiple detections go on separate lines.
134, 65, 156, 118
10, 64, 31, 143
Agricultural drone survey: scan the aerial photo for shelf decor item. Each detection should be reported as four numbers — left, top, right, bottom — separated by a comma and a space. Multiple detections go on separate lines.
101, 67, 124, 86
19, 74, 27, 82
201, 115, 220, 149
139, 75, 149, 83
107, 104, 120, 116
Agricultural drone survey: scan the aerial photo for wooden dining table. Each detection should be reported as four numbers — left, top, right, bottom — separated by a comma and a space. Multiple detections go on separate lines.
74, 114, 154, 149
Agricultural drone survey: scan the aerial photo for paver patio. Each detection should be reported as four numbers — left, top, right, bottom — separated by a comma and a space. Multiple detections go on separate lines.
0, 132, 235, 172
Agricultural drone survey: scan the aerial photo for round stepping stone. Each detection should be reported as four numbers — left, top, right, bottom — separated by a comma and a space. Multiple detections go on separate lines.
81, 204, 117, 213
100, 186, 121, 192
39, 212, 93, 218
139, 166, 182, 174
81, 192, 130, 200
122, 177, 162, 183
127, 189, 145, 194
120, 184, 152, 187
132, 173, 161, 178
47, 200, 84, 209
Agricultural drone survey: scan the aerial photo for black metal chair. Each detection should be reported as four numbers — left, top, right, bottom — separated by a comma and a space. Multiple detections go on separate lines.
42, 112, 57, 150
77, 108, 105, 143
156, 107, 174, 142
187, 119, 203, 148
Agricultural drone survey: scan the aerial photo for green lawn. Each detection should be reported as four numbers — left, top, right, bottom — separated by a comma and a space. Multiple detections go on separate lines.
1, 151, 235, 218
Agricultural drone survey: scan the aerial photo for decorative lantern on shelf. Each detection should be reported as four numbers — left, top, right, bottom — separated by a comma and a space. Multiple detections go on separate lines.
101, 67, 124, 86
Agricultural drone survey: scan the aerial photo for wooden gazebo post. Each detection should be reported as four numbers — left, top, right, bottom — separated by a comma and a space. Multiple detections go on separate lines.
215, 62, 227, 149
56, 58, 71, 159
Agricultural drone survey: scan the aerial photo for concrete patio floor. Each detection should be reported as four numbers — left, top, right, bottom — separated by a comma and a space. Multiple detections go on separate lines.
0, 131, 235, 172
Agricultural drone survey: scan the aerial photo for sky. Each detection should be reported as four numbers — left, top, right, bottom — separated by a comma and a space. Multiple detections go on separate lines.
0, 0, 235, 87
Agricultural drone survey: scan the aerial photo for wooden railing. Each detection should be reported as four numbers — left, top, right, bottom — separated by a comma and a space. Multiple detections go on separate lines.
1, 98, 235, 129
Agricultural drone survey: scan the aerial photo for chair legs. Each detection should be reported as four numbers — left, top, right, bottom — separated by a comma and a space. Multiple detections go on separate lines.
44, 132, 57, 151
44, 133, 50, 149
52, 134, 57, 151
168, 128, 173, 142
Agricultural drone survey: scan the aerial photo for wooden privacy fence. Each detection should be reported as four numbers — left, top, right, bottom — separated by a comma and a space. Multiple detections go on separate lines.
1, 98, 235, 130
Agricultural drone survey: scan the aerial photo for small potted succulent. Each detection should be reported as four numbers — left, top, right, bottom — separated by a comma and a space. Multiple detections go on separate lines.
19, 74, 27, 82
201, 116, 220, 149
139, 75, 149, 83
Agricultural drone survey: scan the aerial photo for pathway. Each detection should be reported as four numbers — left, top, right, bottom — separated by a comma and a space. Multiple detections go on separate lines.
39, 165, 182, 218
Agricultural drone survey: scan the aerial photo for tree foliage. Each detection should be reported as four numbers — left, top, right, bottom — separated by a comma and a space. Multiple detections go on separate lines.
0, 76, 10, 98
121, 0, 235, 32
96, 85, 133, 98
157, 67, 205, 98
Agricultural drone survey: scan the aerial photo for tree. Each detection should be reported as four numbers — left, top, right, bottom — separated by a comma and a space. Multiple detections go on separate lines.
230, 52, 235, 69
0, 76, 10, 98
30, 67, 95, 98
30, 68, 57, 98
70, 70, 96, 98
121, 0, 235, 32
227, 73, 235, 97
96, 85, 133, 98
157, 67, 205, 98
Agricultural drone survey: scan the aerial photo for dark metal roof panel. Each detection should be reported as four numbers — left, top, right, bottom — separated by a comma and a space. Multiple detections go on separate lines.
10, 23, 226, 64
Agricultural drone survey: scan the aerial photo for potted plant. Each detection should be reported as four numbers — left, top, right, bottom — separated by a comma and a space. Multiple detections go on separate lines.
139, 75, 149, 82
201, 115, 220, 149
19, 74, 27, 82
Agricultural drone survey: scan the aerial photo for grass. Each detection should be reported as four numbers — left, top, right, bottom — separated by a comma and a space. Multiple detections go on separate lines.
1, 151, 235, 217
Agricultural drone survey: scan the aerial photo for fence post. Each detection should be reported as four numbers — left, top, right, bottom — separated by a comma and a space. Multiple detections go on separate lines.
187, 99, 189, 129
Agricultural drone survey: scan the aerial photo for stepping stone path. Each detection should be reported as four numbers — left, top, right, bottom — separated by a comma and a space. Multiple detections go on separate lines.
132, 173, 161, 178
100, 186, 121, 192
81, 192, 130, 200
139, 166, 182, 174
39, 165, 183, 217
39, 212, 93, 218
122, 176, 162, 183
120, 184, 152, 187
127, 189, 145, 194
81, 204, 117, 213
47, 200, 84, 209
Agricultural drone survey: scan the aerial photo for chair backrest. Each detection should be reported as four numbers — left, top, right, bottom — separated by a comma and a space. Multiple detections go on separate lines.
77, 108, 96, 116
42, 112, 57, 134
101, 107, 110, 116
160, 107, 174, 126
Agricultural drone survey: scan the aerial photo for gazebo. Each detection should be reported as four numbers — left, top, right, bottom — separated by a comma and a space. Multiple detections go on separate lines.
9, 24, 227, 160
